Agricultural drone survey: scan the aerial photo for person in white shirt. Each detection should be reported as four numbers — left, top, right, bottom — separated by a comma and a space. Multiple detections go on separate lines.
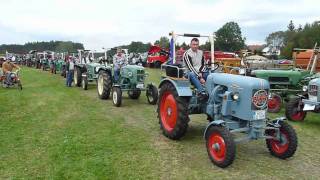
113, 48, 127, 82
183, 38, 208, 97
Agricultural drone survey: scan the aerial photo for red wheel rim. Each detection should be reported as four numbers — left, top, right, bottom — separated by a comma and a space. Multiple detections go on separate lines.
208, 132, 226, 162
268, 96, 281, 110
160, 91, 178, 132
291, 111, 306, 121
269, 130, 289, 155
290, 101, 306, 121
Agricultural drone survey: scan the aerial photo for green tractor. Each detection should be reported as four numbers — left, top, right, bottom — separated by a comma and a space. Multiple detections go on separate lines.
109, 64, 158, 107
73, 49, 158, 107
251, 45, 320, 113
285, 77, 320, 121
73, 49, 109, 90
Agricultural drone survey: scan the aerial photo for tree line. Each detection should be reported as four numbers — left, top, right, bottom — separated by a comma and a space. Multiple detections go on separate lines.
265, 20, 320, 58
0, 41, 84, 54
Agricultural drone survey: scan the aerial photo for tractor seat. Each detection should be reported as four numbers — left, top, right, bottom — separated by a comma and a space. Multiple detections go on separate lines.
165, 64, 184, 78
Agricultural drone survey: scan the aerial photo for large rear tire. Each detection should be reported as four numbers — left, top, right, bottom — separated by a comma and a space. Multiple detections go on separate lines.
285, 97, 307, 121
266, 121, 297, 159
205, 126, 236, 168
97, 71, 112, 99
154, 61, 161, 68
157, 82, 189, 140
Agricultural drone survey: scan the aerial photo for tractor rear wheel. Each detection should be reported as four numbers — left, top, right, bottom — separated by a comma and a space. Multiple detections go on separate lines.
112, 87, 122, 107
266, 121, 297, 159
128, 89, 141, 99
157, 82, 189, 140
74, 67, 82, 87
146, 84, 158, 105
154, 61, 161, 68
285, 97, 306, 121
205, 126, 236, 168
97, 71, 112, 99
82, 76, 88, 90
268, 93, 282, 113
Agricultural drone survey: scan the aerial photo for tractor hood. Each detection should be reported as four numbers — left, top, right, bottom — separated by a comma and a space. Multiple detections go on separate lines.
122, 64, 145, 71
207, 73, 269, 92
206, 73, 270, 121
252, 69, 310, 85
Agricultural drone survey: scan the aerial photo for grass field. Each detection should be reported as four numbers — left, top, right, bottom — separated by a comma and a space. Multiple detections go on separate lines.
1, 67, 320, 179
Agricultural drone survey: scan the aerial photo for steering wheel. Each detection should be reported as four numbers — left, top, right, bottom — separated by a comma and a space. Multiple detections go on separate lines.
209, 62, 220, 72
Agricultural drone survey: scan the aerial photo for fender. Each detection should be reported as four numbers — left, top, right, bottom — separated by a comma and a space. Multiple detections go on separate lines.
203, 120, 226, 139
159, 78, 192, 97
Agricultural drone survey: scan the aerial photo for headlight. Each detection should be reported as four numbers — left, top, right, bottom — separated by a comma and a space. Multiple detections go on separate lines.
95, 67, 99, 72
128, 72, 133, 77
232, 92, 240, 101
303, 86, 308, 92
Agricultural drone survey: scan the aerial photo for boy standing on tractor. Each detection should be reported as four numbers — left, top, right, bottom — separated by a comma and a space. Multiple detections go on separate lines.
2, 59, 20, 85
183, 38, 208, 99
113, 48, 127, 82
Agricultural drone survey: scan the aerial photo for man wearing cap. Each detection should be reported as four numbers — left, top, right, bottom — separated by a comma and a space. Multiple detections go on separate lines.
113, 48, 127, 82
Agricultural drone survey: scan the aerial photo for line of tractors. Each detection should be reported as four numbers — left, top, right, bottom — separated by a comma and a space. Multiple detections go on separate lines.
16, 32, 320, 168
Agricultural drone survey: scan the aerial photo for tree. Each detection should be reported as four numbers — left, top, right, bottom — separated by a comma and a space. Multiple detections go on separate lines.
288, 20, 295, 31
265, 31, 285, 47
266, 20, 320, 59
215, 22, 246, 52
154, 37, 170, 49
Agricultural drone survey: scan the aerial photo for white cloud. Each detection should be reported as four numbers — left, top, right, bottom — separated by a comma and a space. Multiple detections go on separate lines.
0, 0, 319, 49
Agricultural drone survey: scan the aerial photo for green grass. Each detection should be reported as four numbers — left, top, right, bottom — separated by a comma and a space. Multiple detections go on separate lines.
1, 67, 320, 179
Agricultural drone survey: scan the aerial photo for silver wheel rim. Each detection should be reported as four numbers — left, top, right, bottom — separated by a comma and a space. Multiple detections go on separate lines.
98, 75, 104, 95
113, 90, 117, 104
82, 79, 85, 89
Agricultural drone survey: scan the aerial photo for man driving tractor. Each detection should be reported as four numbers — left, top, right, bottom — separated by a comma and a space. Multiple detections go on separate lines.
113, 48, 127, 82
183, 38, 208, 99
2, 58, 21, 85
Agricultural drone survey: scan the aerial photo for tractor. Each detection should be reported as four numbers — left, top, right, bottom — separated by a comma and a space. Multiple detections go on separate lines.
157, 32, 297, 168
73, 49, 158, 107
285, 77, 320, 121
251, 44, 320, 113
74, 49, 111, 90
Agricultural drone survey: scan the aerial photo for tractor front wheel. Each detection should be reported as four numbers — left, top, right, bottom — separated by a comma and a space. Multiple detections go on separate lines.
268, 93, 282, 113
97, 71, 112, 99
128, 89, 141, 99
74, 67, 82, 87
266, 121, 297, 159
205, 126, 236, 168
82, 76, 88, 90
146, 84, 158, 105
112, 87, 122, 107
157, 82, 189, 140
285, 97, 307, 121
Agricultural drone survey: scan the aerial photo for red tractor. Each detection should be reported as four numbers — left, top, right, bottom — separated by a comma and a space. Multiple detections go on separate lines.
147, 46, 169, 68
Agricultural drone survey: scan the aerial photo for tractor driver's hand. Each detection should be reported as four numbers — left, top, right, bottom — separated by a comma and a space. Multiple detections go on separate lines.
200, 78, 205, 84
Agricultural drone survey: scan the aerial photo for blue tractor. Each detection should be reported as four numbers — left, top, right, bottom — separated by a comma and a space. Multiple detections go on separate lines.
157, 32, 298, 168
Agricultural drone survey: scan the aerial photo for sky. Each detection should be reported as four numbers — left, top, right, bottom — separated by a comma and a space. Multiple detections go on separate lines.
0, 0, 319, 50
